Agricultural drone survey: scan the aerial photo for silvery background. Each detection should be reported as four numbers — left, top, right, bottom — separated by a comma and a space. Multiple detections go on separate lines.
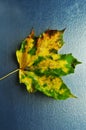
0, 0, 86, 130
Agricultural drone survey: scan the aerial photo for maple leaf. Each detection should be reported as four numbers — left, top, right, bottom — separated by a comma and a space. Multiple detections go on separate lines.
16, 29, 80, 100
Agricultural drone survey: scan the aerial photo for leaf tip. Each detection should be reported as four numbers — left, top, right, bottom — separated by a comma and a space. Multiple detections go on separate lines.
61, 28, 66, 33
70, 93, 77, 99
30, 28, 35, 37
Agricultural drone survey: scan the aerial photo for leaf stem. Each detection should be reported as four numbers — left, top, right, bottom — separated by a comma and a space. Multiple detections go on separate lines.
0, 69, 19, 81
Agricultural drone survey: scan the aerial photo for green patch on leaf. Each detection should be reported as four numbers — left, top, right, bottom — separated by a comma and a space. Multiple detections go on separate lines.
33, 56, 46, 66
20, 40, 27, 52
28, 46, 37, 55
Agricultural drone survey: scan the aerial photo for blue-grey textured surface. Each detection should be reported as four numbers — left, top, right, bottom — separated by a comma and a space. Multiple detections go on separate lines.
0, 0, 86, 130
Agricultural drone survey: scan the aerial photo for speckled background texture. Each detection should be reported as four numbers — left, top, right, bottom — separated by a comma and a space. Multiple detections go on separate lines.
0, 0, 86, 130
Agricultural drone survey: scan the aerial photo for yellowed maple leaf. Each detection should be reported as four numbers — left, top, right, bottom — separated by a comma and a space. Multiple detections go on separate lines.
16, 29, 80, 99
